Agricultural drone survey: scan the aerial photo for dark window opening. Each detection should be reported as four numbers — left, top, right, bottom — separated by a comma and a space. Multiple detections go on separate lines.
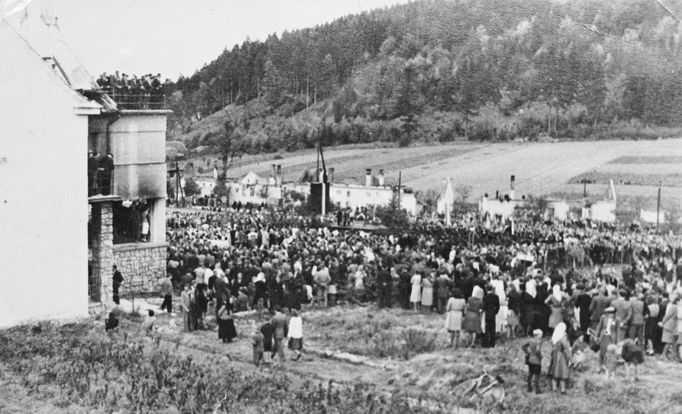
113, 200, 151, 244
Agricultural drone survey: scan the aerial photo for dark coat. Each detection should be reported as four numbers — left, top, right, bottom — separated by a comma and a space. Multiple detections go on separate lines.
483, 292, 500, 320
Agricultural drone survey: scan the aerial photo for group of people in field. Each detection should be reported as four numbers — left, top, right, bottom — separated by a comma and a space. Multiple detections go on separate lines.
156, 204, 682, 379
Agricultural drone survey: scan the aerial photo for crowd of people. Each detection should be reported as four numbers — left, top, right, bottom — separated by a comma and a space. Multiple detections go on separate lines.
96, 71, 165, 109
156, 204, 682, 386
87, 150, 114, 196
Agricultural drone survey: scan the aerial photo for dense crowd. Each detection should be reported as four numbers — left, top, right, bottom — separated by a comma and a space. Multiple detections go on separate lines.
155, 204, 682, 387
96, 71, 165, 109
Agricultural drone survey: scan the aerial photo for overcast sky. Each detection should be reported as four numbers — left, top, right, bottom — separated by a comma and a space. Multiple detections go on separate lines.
52, 0, 411, 80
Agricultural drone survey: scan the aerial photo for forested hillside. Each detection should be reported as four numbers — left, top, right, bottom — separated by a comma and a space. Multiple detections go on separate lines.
164, 0, 682, 154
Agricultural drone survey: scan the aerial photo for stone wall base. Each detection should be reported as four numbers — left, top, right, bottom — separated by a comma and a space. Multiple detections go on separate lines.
113, 242, 167, 293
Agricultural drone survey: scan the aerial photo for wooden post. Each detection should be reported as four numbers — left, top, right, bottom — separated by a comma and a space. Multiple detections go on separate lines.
397, 171, 402, 210
656, 182, 662, 233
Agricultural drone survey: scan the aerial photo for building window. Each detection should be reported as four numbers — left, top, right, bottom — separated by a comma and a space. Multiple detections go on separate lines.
113, 199, 151, 244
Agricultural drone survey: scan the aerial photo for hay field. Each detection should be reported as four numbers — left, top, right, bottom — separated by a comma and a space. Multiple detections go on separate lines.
219, 138, 682, 204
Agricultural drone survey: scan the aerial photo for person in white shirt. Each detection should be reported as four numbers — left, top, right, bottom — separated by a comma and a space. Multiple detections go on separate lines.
288, 310, 304, 361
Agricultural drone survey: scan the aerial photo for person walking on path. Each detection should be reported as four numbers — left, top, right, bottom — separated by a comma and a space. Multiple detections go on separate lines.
271, 308, 289, 362
522, 329, 544, 394
288, 310, 304, 361
112, 265, 123, 305
549, 322, 571, 394
159, 275, 173, 314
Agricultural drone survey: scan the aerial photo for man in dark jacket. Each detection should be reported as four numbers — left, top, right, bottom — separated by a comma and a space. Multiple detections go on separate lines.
270, 309, 289, 362
377, 261, 393, 308
434, 273, 452, 313
112, 265, 123, 305
483, 285, 500, 348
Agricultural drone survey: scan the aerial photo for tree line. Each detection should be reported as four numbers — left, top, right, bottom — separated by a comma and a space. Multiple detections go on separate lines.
163, 0, 682, 153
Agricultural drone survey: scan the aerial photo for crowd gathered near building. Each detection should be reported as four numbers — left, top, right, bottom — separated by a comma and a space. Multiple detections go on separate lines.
96, 71, 166, 109
125, 203, 682, 391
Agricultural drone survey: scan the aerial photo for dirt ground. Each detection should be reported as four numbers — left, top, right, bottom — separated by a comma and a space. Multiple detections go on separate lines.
4, 301, 682, 413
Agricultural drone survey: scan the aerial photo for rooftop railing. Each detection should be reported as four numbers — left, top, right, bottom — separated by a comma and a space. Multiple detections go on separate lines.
89, 169, 114, 197
100, 87, 167, 110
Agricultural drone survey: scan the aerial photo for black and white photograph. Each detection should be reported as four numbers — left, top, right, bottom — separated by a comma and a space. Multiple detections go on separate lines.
2, 0, 682, 412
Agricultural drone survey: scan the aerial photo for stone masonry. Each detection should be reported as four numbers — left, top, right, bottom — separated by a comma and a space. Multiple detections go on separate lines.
113, 243, 167, 293
90, 199, 114, 305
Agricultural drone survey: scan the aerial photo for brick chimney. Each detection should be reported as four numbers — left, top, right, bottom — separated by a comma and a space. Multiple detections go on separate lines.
378, 169, 385, 186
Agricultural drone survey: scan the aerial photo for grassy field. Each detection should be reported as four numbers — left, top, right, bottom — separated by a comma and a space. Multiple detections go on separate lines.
609, 156, 682, 164
570, 171, 682, 187
188, 138, 682, 206
4, 303, 682, 413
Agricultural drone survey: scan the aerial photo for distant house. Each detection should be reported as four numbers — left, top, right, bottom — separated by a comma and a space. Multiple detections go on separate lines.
227, 170, 282, 205
328, 169, 418, 216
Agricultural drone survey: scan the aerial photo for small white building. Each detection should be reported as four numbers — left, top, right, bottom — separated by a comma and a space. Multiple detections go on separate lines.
227, 171, 283, 205
546, 200, 570, 221
329, 183, 418, 215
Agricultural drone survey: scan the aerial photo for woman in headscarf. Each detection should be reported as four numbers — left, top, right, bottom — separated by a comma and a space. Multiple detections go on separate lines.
545, 284, 565, 330
410, 271, 422, 312
492, 278, 508, 337
421, 270, 435, 312
445, 288, 467, 350
548, 322, 571, 394
660, 295, 679, 362
507, 282, 522, 339
463, 285, 484, 347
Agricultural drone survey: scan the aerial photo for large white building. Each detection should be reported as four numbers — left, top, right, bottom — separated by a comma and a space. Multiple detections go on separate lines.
0, 5, 168, 327
328, 169, 418, 215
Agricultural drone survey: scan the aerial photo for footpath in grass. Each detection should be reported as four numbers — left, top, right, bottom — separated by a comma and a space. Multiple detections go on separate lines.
2, 303, 682, 413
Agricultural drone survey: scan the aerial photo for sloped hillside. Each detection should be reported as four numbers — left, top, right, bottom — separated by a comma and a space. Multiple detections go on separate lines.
165, 0, 682, 154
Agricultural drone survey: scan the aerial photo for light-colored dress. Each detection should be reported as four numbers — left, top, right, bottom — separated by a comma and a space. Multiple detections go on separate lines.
496, 298, 509, 332
445, 298, 466, 332
546, 296, 564, 329
421, 277, 434, 307
410, 274, 422, 303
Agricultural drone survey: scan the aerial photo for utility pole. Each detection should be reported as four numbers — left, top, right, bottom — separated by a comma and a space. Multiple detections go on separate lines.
582, 177, 588, 197
175, 161, 180, 205
656, 181, 662, 233
397, 171, 402, 210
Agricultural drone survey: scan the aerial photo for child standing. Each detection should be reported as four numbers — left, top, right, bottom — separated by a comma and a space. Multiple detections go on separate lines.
604, 343, 618, 380
522, 329, 543, 394
252, 328, 265, 367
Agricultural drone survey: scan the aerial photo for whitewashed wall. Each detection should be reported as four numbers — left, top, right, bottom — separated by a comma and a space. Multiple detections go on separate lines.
0, 28, 92, 327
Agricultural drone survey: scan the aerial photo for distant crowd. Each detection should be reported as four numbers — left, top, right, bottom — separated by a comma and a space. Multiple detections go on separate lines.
96, 71, 165, 109
148, 204, 682, 377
